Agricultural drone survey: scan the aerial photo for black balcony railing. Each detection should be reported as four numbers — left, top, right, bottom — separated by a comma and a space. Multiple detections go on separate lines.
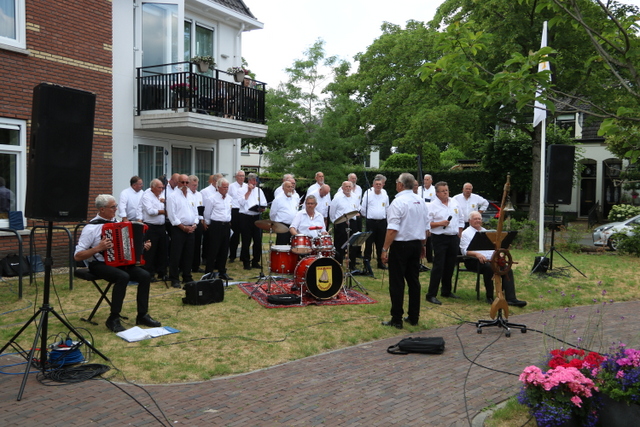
136, 61, 266, 124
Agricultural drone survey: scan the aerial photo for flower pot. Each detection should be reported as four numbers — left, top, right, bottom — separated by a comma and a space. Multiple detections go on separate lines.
599, 395, 640, 427
197, 62, 209, 73
234, 71, 245, 82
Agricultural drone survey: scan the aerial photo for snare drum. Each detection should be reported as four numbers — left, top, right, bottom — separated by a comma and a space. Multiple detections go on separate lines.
291, 234, 313, 255
294, 256, 343, 300
270, 245, 298, 274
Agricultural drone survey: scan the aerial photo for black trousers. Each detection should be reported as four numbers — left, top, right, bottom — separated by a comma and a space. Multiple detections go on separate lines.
88, 261, 151, 318
229, 208, 241, 260
388, 240, 422, 322
364, 218, 386, 264
142, 223, 167, 278
275, 223, 291, 246
192, 221, 205, 271
169, 226, 194, 283
334, 220, 356, 269
427, 234, 459, 298
240, 213, 262, 263
463, 258, 494, 299
205, 221, 231, 274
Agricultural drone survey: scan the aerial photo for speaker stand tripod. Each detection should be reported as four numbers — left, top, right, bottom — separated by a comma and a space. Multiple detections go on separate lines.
531, 204, 586, 277
0, 221, 109, 401
342, 228, 371, 295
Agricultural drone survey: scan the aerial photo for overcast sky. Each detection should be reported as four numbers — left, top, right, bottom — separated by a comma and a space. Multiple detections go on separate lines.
242, 0, 640, 89
242, 0, 442, 88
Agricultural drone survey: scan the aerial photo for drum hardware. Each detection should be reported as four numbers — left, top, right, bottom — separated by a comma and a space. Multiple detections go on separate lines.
341, 224, 372, 295
249, 220, 288, 298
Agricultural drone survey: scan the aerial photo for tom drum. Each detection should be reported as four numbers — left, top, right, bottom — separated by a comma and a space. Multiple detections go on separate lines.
291, 234, 313, 255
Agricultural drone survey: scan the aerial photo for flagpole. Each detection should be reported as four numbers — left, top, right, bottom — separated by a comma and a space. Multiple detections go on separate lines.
538, 121, 546, 253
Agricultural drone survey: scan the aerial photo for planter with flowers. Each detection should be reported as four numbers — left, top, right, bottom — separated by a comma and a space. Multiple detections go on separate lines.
191, 55, 215, 73
595, 344, 640, 425
170, 82, 195, 98
227, 66, 250, 82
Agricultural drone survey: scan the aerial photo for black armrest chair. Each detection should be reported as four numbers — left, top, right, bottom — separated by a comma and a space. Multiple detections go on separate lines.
453, 254, 482, 300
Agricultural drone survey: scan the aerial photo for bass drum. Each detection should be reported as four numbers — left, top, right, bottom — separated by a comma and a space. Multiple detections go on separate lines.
294, 256, 343, 300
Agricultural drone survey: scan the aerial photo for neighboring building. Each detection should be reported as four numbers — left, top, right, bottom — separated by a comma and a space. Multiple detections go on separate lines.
0, 0, 266, 258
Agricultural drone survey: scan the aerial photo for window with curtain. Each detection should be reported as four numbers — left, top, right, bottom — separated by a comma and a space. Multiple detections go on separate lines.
142, 2, 179, 72
172, 146, 191, 175
195, 148, 215, 190
138, 144, 165, 189
0, 119, 25, 225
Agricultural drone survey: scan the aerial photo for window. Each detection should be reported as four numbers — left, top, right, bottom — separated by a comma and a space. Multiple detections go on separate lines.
0, 0, 26, 50
184, 20, 214, 76
195, 148, 214, 190
0, 118, 26, 226
142, 2, 181, 72
138, 144, 165, 189
171, 145, 191, 175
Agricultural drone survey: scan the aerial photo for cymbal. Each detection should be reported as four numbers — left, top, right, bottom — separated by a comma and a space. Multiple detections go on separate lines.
255, 219, 289, 233
333, 210, 359, 225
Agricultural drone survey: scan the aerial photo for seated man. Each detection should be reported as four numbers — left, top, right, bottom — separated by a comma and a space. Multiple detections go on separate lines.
290, 194, 327, 237
459, 211, 527, 307
74, 194, 161, 332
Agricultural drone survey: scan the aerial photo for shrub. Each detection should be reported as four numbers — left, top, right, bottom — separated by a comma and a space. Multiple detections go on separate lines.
615, 223, 640, 257
608, 204, 640, 222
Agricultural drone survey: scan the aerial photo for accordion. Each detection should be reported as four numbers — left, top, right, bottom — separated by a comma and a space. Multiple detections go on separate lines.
102, 222, 148, 267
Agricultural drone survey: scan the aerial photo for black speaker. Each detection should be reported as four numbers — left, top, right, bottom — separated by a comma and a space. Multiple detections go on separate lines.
545, 144, 575, 205
25, 83, 96, 221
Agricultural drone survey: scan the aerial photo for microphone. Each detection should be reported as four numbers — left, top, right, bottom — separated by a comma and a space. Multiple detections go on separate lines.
443, 215, 452, 228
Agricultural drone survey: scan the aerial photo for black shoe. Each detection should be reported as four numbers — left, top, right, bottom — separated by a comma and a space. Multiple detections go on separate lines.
106, 317, 125, 333
377, 264, 388, 270
403, 316, 418, 326
219, 273, 233, 281
426, 296, 442, 305
136, 313, 161, 327
442, 293, 460, 299
160, 275, 170, 282
243, 262, 251, 270
419, 264, 430, 272
229, 258, 235, 263
252, 262, 262, 269
171, 281, 181, 288
193, 267, 204, 273
381, 319, 403, 329
486, 297, 494, 304
508, 299, 528, 307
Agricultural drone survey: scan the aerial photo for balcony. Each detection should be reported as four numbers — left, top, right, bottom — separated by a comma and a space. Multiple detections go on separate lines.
135, 62, 268, 140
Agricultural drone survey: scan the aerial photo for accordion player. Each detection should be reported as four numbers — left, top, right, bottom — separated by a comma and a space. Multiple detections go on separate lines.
102, 222, 148, 267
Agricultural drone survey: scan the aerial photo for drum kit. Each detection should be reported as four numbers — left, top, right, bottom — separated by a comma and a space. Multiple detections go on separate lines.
251, 218, 346, 301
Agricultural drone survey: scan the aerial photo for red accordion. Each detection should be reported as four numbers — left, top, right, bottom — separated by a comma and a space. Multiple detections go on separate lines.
102, 222, 148, 267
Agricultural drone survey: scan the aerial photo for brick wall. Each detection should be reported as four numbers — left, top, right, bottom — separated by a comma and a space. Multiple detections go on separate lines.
0, 0, 113, 265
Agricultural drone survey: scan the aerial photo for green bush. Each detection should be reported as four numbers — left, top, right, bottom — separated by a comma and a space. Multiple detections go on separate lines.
616, 223, 640, 257
484, 218, 539, 250
608, 204, 640, 222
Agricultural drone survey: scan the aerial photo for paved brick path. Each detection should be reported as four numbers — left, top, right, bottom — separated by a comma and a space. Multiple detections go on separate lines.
1, 301, 639, 426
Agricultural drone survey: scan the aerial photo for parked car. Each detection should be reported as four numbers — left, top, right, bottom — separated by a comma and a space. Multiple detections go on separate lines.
592, 214, 640, 250
481, 201, 501, 222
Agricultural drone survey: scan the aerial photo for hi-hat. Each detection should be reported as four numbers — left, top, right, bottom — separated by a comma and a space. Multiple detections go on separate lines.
255, 219, 289, 233
334, 210, 359, 225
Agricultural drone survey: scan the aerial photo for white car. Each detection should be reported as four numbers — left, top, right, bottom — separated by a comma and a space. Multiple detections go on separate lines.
592, 214, 640, 250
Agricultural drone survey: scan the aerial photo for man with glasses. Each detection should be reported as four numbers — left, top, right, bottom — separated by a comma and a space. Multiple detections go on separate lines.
75, 194, 160, 333
425, 181, 464, 305
137, 178, 168, 282
166, 174, 198, 288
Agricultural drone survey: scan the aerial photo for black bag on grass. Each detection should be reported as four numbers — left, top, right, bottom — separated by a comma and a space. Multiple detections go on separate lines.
387, 337, 445, 355
0, 253, 30, 277
267, 294, 301, 305
182, 278, 224, 305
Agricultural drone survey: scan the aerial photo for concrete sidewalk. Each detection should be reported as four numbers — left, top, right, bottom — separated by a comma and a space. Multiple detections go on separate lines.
1, 301, 638, 426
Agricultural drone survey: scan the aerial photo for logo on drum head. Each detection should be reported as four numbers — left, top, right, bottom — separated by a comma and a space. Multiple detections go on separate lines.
316, 266, 333, 291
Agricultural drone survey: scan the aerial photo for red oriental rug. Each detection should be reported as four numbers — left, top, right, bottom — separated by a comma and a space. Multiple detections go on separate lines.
238, 279, 377, 308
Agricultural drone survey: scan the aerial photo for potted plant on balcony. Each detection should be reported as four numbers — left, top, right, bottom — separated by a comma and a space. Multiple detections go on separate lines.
228, 66, 250, 82
191, 55, 215, 73
170, 82, 195, 98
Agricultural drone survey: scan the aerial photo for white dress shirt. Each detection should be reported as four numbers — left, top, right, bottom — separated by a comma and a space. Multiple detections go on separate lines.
453, 193, 489, 222
420, 185, 435, 203
310, 190, 331, 218
203, 191, 232, 224
200, 184, 217, 201
360, 189, 389, 220
386, 190, 429, 241
75, 214, 114, 262
137, 188, 165, 225
239, 186, 267, 216
460, 225, 493, 258
290, 209, 325, 236
118, 186, 143, 221
229, 181, 247, 209
167, 190, 197, 226
427, 197, 464, 235
306, 182, 321, 196
329, 194, 359, 223
269, 193, 299, 224
188, 190, 204, 220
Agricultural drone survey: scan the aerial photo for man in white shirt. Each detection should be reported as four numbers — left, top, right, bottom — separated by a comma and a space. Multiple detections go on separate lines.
274, 173, 293, 199
330, 181, 360, 271
380, 173, 429, 328
228, 170, 246, 262
426, 181, 465, 305
310, 184, 331, 228
419, 174, 435, 266
460, 211, 527, 307
290, 194, 326, 236
200, 174, 217, 201
166, 174, 198, 288
360, 177, 389, 273
188, 175, 205, 273
269, 180, 299, 245
203, 178, 233, 280
74, 194, 160, 333
306, 171, 324, 196
117, 176, 144, 222
453, 182, 489, 228
138, 179, 168, 282
239, 173, 267, 270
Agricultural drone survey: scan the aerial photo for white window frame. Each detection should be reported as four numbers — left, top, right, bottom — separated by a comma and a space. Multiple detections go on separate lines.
0, 0, 27, 51
0, 118, 27, 227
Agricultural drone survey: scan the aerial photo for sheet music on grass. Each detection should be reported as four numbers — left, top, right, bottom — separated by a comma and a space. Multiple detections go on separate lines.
116, 326, 180, 342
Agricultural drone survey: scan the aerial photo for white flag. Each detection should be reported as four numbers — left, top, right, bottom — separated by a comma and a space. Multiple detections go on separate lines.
533, 21, 549, 128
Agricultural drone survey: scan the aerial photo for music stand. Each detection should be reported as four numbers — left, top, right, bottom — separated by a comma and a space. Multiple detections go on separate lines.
342, 231, 371, 294
471, 230, 527, 337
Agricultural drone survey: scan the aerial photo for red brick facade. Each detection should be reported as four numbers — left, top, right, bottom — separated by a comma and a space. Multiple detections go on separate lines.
0, 0, 113, 267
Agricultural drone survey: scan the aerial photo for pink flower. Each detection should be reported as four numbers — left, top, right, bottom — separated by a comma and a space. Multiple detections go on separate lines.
571, 395, 583, 407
